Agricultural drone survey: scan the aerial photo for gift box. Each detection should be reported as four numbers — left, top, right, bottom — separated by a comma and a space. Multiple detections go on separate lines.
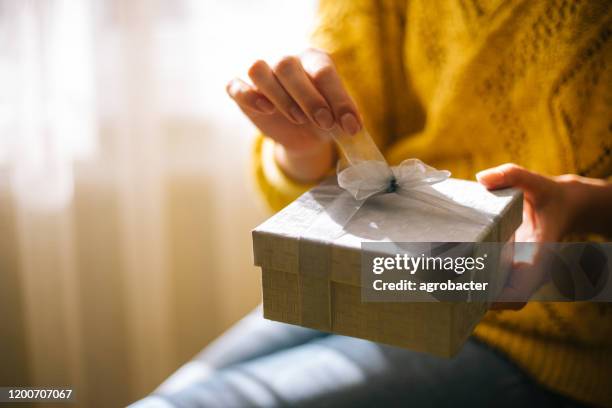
252, 170, 522, 356
253, 127, 522, 356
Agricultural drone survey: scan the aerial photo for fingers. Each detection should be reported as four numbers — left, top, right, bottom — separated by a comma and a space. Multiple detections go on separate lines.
248, 59, 308, 125
229, 49, 362, 134
271, 55, 335, 130
226, 78, 275, 115
476, 163, 552, 192
300, 48, 362, 135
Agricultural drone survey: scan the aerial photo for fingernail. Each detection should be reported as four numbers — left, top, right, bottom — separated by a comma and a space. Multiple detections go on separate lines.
255, 98, 275, 113
476, 170, 505, 188
290, 106, 307, 124
314, 108, 334, 129
226, 79, 239, 96
340, 113, 361, 135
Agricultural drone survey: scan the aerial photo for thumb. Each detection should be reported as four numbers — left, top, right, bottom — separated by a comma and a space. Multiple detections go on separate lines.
476, 163, 552, 193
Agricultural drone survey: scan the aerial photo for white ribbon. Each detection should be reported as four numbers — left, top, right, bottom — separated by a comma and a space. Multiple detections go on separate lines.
336, 158, 492, 225
338, 158, 449, 200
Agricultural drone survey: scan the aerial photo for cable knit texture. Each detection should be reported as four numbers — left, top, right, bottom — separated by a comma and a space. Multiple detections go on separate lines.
252, 0, 612, 405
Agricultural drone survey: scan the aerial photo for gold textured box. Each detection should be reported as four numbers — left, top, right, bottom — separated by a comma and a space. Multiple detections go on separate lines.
253, 177, 522, 357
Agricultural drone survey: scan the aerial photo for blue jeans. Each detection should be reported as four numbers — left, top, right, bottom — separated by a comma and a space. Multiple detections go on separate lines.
131, 306, 582, 408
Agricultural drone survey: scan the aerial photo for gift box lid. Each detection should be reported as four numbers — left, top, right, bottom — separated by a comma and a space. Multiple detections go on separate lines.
253, 177, 522, 286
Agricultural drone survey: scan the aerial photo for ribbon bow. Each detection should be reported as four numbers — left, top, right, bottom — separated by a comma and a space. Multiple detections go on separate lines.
338, 159, 451, 200
326, 127, 492, 225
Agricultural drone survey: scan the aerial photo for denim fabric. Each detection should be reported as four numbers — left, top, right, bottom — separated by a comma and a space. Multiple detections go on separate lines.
131, 306, 583, 408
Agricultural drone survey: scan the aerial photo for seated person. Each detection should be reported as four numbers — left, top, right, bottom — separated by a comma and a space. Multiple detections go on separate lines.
133, 1, 612, 406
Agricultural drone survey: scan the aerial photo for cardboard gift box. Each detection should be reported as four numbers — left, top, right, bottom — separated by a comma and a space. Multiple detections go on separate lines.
252, 176, 522, 357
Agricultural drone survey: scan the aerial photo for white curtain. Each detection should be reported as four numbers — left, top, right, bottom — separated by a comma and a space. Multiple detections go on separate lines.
0, 1, 316, 406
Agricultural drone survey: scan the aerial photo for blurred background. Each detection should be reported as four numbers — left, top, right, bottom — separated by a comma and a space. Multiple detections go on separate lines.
0, 0, 316, 406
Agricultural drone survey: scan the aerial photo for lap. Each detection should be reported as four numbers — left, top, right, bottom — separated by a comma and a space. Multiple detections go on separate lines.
131, 307, 576, 408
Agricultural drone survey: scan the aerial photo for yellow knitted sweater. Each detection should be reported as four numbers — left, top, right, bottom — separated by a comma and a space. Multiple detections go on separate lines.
252, 0, 612, 405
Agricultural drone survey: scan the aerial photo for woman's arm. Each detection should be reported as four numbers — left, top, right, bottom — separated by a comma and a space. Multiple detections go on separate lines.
477, 163, 612, 309
233, 0, 412, 211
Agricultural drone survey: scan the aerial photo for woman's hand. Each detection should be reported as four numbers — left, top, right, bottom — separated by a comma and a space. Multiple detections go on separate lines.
476, 163, 611, 310
227, 48, 362, 183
